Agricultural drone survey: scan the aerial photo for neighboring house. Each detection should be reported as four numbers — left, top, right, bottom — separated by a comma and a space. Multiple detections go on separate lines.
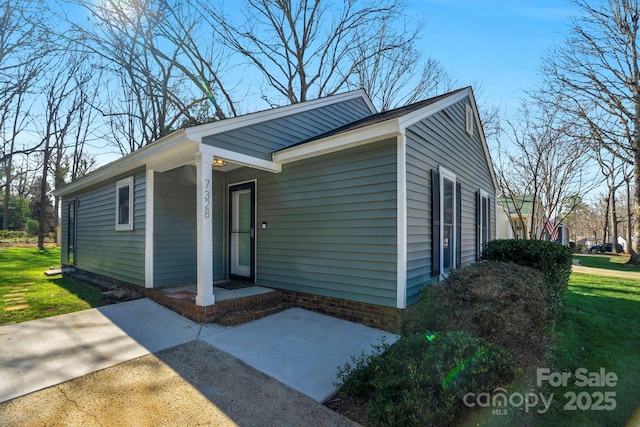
56, 87, 497, 326
496, 195, 544, 240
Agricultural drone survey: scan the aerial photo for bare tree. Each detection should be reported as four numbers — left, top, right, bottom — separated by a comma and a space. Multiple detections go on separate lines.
592, 148, 626, 252
63, 0, 235, 154
495, 100, 595, 240
0, 0, 52, 229
1, 66, 36, 229
541, 0, 640, 262
622, 163, 635, 253
203, 0, 427, 107
347, 16, 455, 111
36, 59, 86, 248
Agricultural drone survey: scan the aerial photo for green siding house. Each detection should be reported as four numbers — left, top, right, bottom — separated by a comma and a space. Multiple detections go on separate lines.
56, 87, 497, 319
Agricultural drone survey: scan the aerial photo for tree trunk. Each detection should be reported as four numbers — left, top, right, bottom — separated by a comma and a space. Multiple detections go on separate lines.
2, 160, 10, 230
630, 110, 640, 263
52, 143, 64, 244
603, 193, 610, 252
38, 147, 51, 249
627, 178, 633, 254
611, 186, 619, 253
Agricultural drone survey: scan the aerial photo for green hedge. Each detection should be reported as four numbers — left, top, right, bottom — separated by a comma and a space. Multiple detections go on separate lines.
405, 261, 549, 366
336, 331, 516, 426
481, 239, 573, 323
0, 230, 55, 244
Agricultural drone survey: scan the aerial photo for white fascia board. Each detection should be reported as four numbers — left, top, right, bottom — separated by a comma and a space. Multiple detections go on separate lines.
55, 130, 190, 197
146, 140, 200, 173
272, 121, 400, 164
184, 90, 376, 141
397, 88, 471, 131
396, 133, 407, 309
198, 144, 282, 173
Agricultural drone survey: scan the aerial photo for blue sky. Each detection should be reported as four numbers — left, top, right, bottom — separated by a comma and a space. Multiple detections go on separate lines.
412, 0, 578, 114
68, 0, 581, 166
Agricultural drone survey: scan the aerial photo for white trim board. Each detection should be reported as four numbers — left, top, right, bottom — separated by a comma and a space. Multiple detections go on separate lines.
396, 134, 407, 309
145, 169, 155, 288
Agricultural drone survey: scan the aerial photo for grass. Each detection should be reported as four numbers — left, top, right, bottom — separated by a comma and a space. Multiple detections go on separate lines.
537, 273, 640, 426
0, 247, 103, 324
459, 272, 640, 427
573, 254, 640, 272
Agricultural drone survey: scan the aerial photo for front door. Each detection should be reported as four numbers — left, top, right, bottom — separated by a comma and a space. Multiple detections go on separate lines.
229, 182, 255, 282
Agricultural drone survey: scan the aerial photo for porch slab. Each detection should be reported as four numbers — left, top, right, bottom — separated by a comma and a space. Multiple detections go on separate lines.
146, 284, 283, 324
155, 283, 273, 302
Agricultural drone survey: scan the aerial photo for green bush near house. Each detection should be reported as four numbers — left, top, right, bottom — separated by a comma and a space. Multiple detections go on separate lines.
0, 230, 55, 244
336, 331, 517, 427
25, 219, 39, 236
406, 261, 549, 367
481, 239, 573, 323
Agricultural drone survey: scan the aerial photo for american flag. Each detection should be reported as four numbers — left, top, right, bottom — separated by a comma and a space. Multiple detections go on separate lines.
546, 221, 559, 241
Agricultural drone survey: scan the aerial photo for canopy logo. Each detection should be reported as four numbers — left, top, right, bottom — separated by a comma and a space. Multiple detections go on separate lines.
462, 368, 618, 416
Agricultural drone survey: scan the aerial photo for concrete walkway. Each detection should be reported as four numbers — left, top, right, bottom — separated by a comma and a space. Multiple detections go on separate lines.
0, 299, 199, 403
0, 299, 395, 406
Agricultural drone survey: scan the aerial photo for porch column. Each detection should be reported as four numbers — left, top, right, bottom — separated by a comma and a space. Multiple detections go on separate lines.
195, 152, 215, 306
145, 168, 155, 288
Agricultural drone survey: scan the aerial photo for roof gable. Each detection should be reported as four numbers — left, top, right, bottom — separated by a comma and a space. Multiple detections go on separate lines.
272, 87, 498, 193
280, 87, 469, 150
201, 94, 376, 160
56, 89, 376, 197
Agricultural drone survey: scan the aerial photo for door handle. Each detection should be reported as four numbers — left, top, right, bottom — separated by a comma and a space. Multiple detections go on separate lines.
251, 228, 255, 238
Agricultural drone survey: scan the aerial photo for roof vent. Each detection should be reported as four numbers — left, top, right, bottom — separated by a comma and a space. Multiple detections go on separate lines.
465, 103, 473, 136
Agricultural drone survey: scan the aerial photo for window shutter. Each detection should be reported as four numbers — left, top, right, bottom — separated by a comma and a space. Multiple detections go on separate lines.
476, 191, 481, 261
456, 182, 462, 269
431, 170, 440, 278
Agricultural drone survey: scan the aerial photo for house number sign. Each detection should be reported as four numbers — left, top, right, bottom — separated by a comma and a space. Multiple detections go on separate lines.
204, 179, 211, 219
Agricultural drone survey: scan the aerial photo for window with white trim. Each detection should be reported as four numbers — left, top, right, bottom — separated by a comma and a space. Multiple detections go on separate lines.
115, 177, 134, 231
479, 189, 490, 253
440, 167, 457, 273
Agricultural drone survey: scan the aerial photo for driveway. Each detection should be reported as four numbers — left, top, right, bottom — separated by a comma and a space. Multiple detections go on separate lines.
0, 299, 396, 425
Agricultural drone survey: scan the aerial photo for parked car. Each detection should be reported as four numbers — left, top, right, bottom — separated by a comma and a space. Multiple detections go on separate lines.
589, 243, 623, 253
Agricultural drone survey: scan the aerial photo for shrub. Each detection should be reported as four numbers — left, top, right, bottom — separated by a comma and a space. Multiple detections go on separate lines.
26, 219, 39, 236
336, 331, 517, 427
481, 239, 573, 323
0, 229, 55, 245
406, 261, 549, 367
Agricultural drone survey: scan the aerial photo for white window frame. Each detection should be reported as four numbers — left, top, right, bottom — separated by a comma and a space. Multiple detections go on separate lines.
479, 188, 490, 254
439, 166, 457, 276
115, 177, 134, 231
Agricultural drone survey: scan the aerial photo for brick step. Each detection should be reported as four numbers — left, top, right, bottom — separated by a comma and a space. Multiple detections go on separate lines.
215, 302, 293, 326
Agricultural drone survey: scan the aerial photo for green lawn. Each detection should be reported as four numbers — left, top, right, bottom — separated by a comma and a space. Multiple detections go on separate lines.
573, 254, 640, 272
459, 272, 640, 427
0, 247, 103, 324
537, 273, 640, 426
